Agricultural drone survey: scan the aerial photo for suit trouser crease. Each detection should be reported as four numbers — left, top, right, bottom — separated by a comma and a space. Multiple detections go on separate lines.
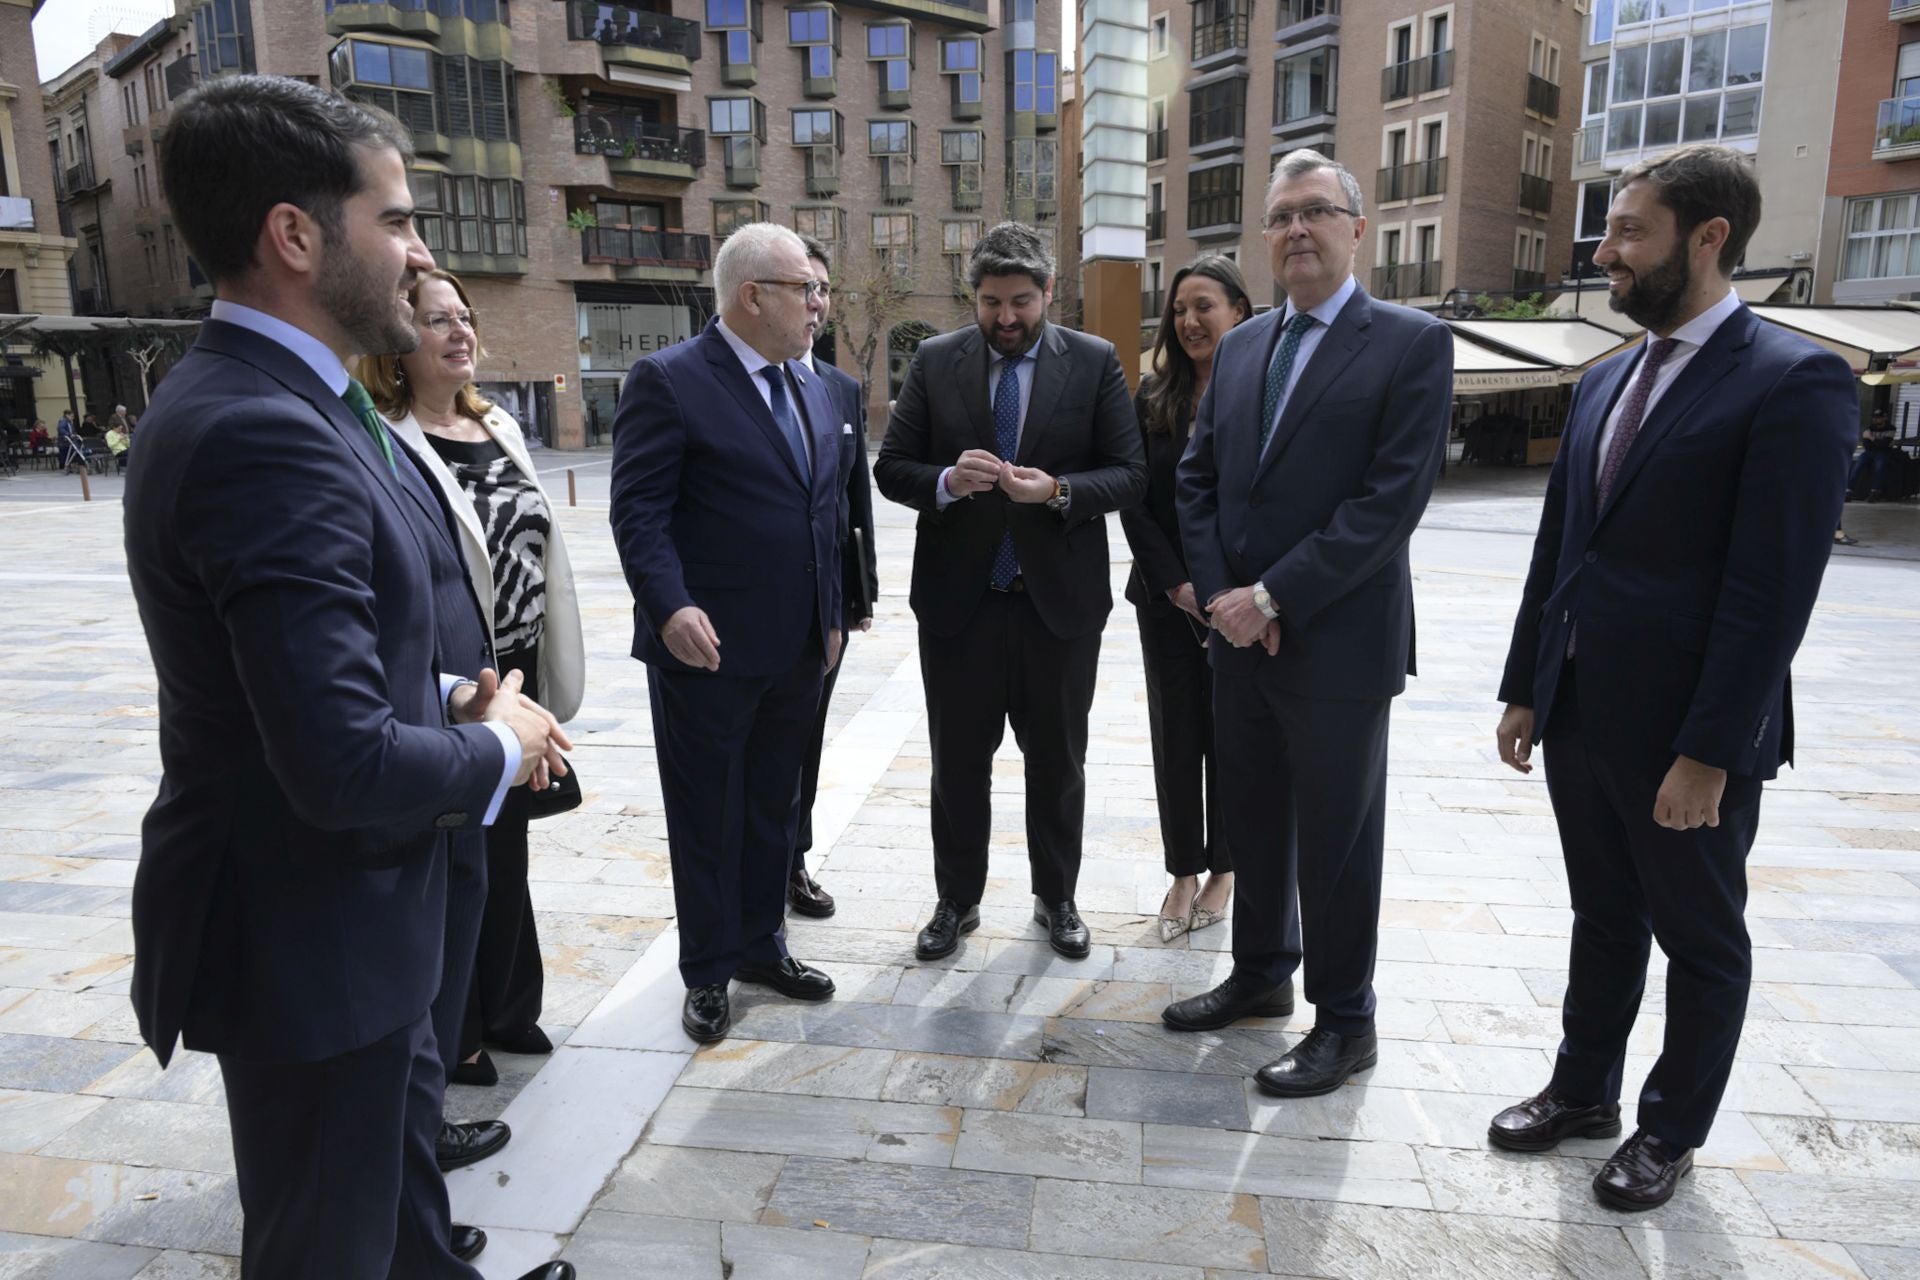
1542, 675, 1759, 1150
652, 646, 824, 987
1215, 669, 1388, 1035
219, 1010, 478, 1280
920, 591, 1100, 907
1136, 601, 1228, 877
793, 634, 848, 870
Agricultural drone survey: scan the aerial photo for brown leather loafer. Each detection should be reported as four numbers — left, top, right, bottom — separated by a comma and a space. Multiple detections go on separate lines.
787, 869, 836, 918
1593, 1128, 1693, 1212
1488, 1086, 1622, 1152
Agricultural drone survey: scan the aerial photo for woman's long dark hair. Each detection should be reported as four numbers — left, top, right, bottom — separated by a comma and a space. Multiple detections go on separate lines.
1141, 255, 1253, 438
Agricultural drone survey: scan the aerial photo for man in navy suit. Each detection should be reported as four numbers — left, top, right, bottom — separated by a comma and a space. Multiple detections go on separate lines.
610, 222, 847, 1042
122, 77, 570, 1279
1170, 150, 1453, 1098
785, 235, 881, 919
1489, 145, 1856, 1211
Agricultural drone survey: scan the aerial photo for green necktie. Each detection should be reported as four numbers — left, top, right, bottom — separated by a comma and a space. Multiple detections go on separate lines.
341, 377, 398, 475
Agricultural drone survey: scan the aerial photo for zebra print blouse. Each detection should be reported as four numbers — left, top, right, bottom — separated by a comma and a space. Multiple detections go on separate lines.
423, 432, 550, 655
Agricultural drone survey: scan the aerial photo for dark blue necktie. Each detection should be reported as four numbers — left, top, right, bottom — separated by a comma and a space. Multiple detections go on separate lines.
759, 365, 811, 487
1260, 312, 1318, 453
990, 355, 1022, 589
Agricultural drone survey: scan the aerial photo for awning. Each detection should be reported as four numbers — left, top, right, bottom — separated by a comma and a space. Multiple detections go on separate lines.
1562, 285, 1637, 334
1735, 276, 1790, 304
1748, 305, 1920, 371
1450, 333, 1562, 391
0, 364, 43, 379
1447, 318, 1637, 374
0, 314, 201, 338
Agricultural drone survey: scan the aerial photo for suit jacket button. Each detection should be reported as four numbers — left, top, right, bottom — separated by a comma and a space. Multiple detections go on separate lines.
1584, 551, 1597, 564
806, 561, 816, 572
434, 813, 466, 829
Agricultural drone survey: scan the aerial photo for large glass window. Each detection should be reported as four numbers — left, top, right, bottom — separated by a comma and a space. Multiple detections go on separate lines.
1842, 193, 1920, 281
710, 97, 759, 135
1190, 76, 1247, 145
1009, 137, 1057, 201
871, 211, 912, 248
1577, 178, 1614, 241
1604, 22, 1765, 153
792, 108, 840, 146
410, 171, 526, 259
1276, 47, 1335, 125
869, 120, 912, 154
1188, 163, 1242, 229
1586, 62, 1609, 120
331, 44, 516, 141
940, 129, 982, 164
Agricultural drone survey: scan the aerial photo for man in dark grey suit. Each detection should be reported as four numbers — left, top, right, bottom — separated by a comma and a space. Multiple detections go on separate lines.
875, 223, 1145, 961
1170, 150, 1453, 1097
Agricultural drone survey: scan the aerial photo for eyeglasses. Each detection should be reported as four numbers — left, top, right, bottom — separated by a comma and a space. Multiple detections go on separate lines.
755, 278, 831, 300
1262, 204, 1357, 231
419, 310, 478, 335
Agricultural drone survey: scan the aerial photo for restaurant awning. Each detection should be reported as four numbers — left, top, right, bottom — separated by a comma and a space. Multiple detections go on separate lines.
1446, 318, 1637, 376
1747, 305, 1920, 372
1449, 333, 1562, 391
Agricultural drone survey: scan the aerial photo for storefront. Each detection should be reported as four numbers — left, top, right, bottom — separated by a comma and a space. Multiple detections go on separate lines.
575, 285, 707, 447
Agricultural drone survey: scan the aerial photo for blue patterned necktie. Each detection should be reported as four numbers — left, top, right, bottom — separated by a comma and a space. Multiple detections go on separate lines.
1260, 312, 1319, 453
990, 354, 1023, 589
341, 377, 398, 475
759, 365, 811, 487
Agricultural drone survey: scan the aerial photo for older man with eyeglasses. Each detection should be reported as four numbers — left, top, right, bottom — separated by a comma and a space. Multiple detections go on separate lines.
1167, 149, 1454, 1098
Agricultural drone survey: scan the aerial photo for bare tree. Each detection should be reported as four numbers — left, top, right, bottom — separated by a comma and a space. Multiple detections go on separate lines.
831, 243, 918, 419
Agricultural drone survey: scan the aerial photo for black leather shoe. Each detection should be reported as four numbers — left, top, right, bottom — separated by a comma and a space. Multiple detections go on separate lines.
1488, 1086, 1623, 1153
1254, 1026, 1379, 1097
1162, 974, 1295, 1032
683, 983, 731, 1042
916, 900, 981, 960
512, 1266, 576, 1280
1034, 897, 1091, 959
1593, 1128, 1693, 1212
787, 869, 837, 918
436, 1119, 510, 1171
735, 956, 836, 1001
451, 1224, 487, 1262
447, 1048, 498, 1087
485, 1025, 553, 1056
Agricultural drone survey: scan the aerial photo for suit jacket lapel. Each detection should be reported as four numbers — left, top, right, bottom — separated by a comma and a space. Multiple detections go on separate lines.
954, 328, 996, 455
790, 359, 838, 506
1015, 324, 1071, 464
701, 322, 808, 491
1219, 310, 1282, 487
1568, 354, 1633, 526
1256, 289, 1371, 481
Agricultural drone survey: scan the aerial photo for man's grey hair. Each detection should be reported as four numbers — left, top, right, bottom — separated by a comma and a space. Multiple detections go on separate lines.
1267, 149, 1364, 219
966, 221, 1054, 292
713, 222, 808, 310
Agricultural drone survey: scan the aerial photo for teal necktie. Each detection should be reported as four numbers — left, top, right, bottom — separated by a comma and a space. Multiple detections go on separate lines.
341, 377, 398, 475
1260, 312, 1319, 453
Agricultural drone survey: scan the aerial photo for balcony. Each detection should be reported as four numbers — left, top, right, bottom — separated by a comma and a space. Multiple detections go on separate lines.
0, 196, 32, 231
1192, 16, 1249, 65
1189, 102, 1246, 153
1376, 156, 1447, 203
1148, 128, 1167, 162
881, 156, 914, 204
1575, 125, 1602, 167
1513, 269, 1546, 295
722, 136, 760, 188
567, 3, 703, 77
1526, 74, 1560, 121
581, 226, 711, 270
574, 112, 705, 178
1380, 49, 1452, 101
1371, 260, 1442, 300
851, 0, 989, 33
1142, 289, 1165, 321
1894, 0, 1920, 22
1519, 172, 1552, 215
63, 157, 102, 198
1276, 0, 1339, 41
1147, 208, 1166, 241
1875, 94, 1920, 160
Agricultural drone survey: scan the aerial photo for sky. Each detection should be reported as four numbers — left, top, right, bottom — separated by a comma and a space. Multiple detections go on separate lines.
31, 0, 1078, 84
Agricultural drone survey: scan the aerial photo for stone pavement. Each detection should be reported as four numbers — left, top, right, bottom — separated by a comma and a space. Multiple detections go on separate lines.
1, 452, 1917, 1278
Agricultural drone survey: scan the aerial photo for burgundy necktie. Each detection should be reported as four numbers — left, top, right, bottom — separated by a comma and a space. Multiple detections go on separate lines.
1596, 338, 1680, 505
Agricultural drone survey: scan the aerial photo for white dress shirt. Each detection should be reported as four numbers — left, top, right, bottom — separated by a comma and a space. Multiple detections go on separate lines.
1596, 287, 1743, 468
717, 317, 814, 472
1263, 274, 1359, 458
209, 299, 518, 823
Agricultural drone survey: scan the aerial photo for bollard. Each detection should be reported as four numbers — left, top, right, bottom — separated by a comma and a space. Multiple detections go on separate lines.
568, 468, 577, 507
79, 466, 92, 502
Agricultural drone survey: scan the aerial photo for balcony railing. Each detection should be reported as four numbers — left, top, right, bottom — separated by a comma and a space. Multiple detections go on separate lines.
1376, 156, 1447, 203
1512, 269, 1547, 295
1147, 208, 1166, 241
574, 113, 705, 167
1526, 74, 1560, 120
1381, 49, 1452, 101
1371, 260, 1442, 300
1575, 125, 1602, 166
581, 227, 712, 268
1191, 16, 1249, 62
1875, 94, 1920, 158
567, 3, 703, 60
63, 158, 99, 196
1142, 289, 1165, 321
1147, 128, 1167, 162
1519, 172, 1552, 214
1189, 102, 1246, 147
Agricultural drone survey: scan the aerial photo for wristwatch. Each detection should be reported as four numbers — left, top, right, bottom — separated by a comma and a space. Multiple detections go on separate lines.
1046, 477, 1071, 512
1251, 584, 1278, 619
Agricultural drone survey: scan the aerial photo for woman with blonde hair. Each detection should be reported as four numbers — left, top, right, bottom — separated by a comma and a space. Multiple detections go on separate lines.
358, 269, 585, 1086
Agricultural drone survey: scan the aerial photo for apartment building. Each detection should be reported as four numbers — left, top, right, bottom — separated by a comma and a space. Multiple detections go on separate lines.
1138, 0, 1582, 328
42, 0, 1070, 445
2, 0, 80, 428
1818, 0, 1920, 303
1566, 0, 1842, 312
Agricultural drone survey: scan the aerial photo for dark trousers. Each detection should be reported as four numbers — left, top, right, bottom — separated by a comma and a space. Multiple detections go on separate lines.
435, 832, 486, 1076
219, 1010, 478, 1280
457, 645, 545, 1057
1136, 602, 1229, 878
650, 635, 825, 987
920, 589, 1101, 908
1849, 446, 1901, 498
1215, 669, 1389, 1035
1543, 674, 1761, 1150
792, 634, 850, 873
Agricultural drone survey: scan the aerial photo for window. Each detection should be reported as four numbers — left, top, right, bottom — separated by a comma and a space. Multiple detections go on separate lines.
793, 108, 841, 147
715, 199, 768, 239
194, 0, 255, 78
1150, 15, 1169, 60
334, 40, 435, 133
1422, 119, 1444, 159
708, 0, 759, 72
412, 172, 528, 258
1037, 52, 1059, 115
1004, 0, 1035, 21
793, 204, 841, 243
122, 82, 141, 126
1605, 22, 1765, 153
872, 211, 913, 248
869, 22, 912, 96
144, 64, 161, 114
869, 120, 912, 154
1188, 163, 1242, 229
1010, 50, 1061, 115
329, 44, 517, 141
1276, 47, 1336, 125
943, 219, 983, 253
940, 129, 982, 164
1428, 13, 1449, 55
940, 36, 982, 110
1585, 62, 1609, 120
1010, 137, 1057, 202
1576, 178, 1613, 241
710, 97, 762, 136
1592, 0, 1614, 45
1841, 193, 1920, 281
1189, 76, 1247, 145
788, 7, 832, 43
1382, 227, 1403, 268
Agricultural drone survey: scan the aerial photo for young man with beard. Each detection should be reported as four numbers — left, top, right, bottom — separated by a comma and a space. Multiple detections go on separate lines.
874, 222, 1144, 960
123, 76, 569, 1279
1489, 145, 1856, 1211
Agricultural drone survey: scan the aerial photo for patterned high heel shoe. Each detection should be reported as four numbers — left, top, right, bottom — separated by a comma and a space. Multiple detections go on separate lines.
1188, 888, 1231, 935
1158, 884, 1193, 943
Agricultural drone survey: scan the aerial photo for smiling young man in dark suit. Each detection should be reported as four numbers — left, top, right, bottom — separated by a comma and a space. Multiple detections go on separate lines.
1489, 145, 1856, 1211
122, 76, 569, 1280
610, 222, 847, 1043
1170, 149, 1453, 1098
874, 222, 1145, 961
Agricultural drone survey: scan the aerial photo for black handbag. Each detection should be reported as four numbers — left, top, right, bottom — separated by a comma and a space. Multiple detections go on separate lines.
524, 757, 582, 820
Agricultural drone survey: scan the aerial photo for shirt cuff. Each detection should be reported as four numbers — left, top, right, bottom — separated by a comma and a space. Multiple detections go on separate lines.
440, 674, 475, 714
477, 720, 519, 826
935, 467, 960, 509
